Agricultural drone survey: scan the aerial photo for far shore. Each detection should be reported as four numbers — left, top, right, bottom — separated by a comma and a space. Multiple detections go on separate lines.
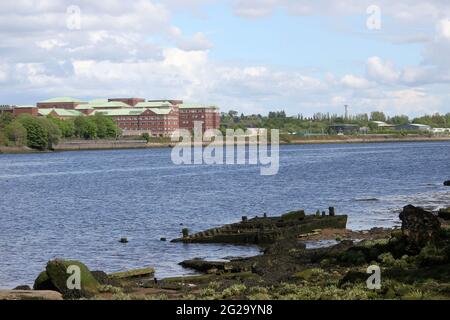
1, 134, 450, 154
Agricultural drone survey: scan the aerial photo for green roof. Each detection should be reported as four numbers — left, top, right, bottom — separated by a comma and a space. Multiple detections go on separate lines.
93, 107, 172, 116
76, 101, 131, 109
38, 108, 84, 117
135, 101, 173, 108
39, 97, 84, 103
179, 103, 218, 110
93, 109, 144, 116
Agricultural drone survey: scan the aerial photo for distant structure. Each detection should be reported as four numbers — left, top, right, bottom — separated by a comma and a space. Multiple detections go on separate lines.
395, 123, 431, 132
8, 97, 221, 137
344, 105, 349, 120
328, 124, 360, 135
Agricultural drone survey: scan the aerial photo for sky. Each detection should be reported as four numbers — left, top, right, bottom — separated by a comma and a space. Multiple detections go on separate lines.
1, 1, 450, 117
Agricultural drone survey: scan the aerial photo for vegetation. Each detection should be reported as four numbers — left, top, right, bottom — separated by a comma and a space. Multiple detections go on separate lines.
220, 110, 450, 134
0, 113, 120, 150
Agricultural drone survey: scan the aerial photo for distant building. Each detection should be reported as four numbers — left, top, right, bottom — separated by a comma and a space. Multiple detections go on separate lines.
108, 98, 145, 107
372, 121, 395, 129
432, 128, 450, 134
37, 97, 87, 110
0, 105, 14, 114
13, 105, 38, 117
328, 124, 360, 135
179, 103, 221, 131
395, 123, 431, 132
12, 97, 221, 137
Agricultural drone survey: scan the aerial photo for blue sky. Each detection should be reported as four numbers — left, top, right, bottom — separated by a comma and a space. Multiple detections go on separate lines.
1, 0, 450, 117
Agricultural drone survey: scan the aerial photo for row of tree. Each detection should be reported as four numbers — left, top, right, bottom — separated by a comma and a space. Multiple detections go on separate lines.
0, 113, 120, 150
221, 110, 450, 134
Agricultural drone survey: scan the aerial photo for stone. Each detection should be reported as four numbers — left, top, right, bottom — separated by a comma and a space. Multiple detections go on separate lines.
182, 228, 189, 238
444, 180, 450, 186
34, 259, 100, 299
242, 216, 248, 222
119, 237, 128, 243
399, 205, 441, 252
109, 267, 155, 280
13, 285, 31, 291
329, 207, 335, 216
160, 237, 167, 241
0, 290, 63, 300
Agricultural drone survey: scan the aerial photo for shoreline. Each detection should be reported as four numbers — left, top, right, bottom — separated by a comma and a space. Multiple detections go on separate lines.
1, 135, 450, 154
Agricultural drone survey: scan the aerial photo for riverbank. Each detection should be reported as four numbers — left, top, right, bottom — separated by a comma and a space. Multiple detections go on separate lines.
2, 134, 450, 154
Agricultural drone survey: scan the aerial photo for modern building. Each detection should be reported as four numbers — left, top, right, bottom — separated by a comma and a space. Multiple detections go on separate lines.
395, 123, 431, 132
9, 97, 221, 137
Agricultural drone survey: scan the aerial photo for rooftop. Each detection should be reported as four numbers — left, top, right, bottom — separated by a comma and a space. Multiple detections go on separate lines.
38, 108, 84, 117
39, 97, 85, 103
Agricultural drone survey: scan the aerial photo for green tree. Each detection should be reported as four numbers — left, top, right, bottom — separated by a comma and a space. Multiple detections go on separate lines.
0, 113, 14, 129
17, 115, 48, 150
48, 116, 75, 138
370, 111, 387, 122
3, 121, 27, 146
390, 115, 409, 125
39, 117, 61, 149
74, 116, 98, 139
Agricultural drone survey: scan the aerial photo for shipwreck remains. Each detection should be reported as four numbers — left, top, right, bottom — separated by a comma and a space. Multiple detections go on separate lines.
172, 210, 347, 245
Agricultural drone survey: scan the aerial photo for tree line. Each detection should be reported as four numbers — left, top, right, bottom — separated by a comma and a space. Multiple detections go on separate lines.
221, 110, 450, 134
0, 113, 120, 150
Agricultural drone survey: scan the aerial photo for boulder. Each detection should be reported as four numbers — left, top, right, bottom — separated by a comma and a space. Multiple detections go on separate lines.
109, 267, 155, 280
13, 285, 31, 291
34, 260, 100, 299
0, 290, 63, 300
399, 205, 441, 252
444, 180, 450, 186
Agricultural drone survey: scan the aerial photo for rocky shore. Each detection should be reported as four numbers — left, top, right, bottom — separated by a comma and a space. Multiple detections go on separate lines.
3, 204, 450, 300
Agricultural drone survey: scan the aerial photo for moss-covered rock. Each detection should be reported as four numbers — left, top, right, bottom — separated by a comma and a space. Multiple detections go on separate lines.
34, 259, 100, 299
281, 210, 306, 221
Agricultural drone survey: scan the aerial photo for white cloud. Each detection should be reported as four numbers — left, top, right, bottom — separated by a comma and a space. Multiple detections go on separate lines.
366, 57, 400, 84
340, 74, 372, 89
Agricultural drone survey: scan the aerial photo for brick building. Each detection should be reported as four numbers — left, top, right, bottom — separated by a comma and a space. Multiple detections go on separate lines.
179, 104, 221, 131
37, 97, 87, 110
13, 105, 38, 117
10, 97, 220, 137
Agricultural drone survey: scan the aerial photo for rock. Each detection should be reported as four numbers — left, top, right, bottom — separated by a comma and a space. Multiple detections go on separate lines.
160, 237, 167, 241
281, 210, 305, 221
438, 207, 450, 220
182, 228, 189, 238
329, 207, 335, 216
34, 259, 100, 299
119, 237, 128, 243
109, 267, 155, 280
0, 290, 63, 300
444, 180, 450, 186
338, 271, 367, 288
399, 205, 441, 252
13, 285, 31, 291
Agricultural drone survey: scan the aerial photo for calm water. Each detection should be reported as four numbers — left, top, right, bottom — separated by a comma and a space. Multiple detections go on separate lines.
1, 142, 450, 287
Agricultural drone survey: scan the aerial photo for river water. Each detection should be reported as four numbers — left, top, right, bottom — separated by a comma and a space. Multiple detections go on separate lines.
0, 141, 449, 287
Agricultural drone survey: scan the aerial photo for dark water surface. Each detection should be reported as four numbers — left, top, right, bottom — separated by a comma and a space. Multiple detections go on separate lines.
1, 142, 449, 287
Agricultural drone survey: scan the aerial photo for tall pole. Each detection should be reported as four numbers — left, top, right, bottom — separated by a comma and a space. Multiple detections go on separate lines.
344, 105, 348, 120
